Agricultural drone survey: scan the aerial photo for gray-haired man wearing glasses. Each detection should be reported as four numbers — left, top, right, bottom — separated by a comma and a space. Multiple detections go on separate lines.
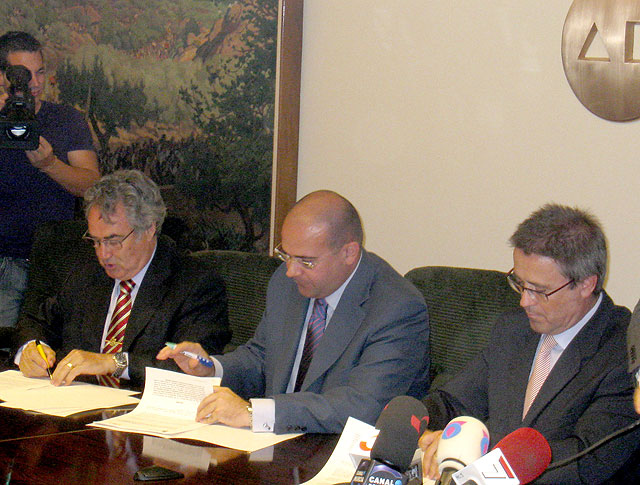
420, 203, 639, 483
14, 170, 230, 388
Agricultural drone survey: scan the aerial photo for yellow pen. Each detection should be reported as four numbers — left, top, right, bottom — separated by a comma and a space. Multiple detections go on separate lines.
35, 339, 52, 380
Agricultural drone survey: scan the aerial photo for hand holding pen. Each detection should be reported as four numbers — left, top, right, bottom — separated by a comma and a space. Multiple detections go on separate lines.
156, 341, 215, 377
164, 342, 214, 367
34, 340, 53, 380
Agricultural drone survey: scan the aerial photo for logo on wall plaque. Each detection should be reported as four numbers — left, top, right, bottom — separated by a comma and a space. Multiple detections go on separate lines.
562, 0, 640, 121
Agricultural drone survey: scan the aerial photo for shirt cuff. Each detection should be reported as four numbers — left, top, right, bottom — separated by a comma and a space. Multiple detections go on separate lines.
121, 352, 130, 380
14, 340, 34, 366
250, 398, 275, 432
635, 368, 640, 387
211, 356, 223, 378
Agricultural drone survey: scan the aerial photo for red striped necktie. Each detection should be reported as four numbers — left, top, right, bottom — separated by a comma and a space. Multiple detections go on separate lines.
295, 298, 328, 392
98, 279, 135, 387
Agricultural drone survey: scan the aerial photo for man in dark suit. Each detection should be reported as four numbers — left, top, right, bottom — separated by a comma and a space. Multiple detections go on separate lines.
420, 204, 639, 484
15, 170, 230, 388
157, 190, 430, 433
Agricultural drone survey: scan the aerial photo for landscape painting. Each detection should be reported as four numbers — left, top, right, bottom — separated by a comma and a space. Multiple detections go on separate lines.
1, 0, 278, 252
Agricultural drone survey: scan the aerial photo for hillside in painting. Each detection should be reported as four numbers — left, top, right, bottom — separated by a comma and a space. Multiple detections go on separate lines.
0, 0, 277, 252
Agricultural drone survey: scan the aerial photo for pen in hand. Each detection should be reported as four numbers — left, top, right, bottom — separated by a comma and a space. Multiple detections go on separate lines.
165, 342, 214, 368
34, 339, 53, 380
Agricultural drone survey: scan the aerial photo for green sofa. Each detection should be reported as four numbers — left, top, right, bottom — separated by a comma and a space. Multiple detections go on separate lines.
10, 220, 521, 392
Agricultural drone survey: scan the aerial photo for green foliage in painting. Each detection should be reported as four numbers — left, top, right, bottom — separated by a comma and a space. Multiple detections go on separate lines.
0, 0, 277, 252
177, 1, 277, 251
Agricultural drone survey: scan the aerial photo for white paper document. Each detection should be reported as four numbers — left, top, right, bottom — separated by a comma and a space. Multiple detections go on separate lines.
91, 367, 219, 435
90, 367, 301, 452
301, 416, 377, 485
0, 370, 140, 416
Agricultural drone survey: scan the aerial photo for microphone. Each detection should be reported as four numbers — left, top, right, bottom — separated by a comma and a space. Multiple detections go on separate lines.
348, 395, 429, 485
435, 416, 490, 485
451, 427, 551, 485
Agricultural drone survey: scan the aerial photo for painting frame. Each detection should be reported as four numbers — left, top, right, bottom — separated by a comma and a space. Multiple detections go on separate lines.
271, 0, 303, 249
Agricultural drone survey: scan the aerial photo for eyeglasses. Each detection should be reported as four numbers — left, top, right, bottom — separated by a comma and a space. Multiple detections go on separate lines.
506, 269, 574, 302
82, 228, 135, 250
274, 244, 319, 270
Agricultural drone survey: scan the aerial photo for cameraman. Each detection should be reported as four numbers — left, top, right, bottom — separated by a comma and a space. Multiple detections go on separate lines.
0, 31, 99, 329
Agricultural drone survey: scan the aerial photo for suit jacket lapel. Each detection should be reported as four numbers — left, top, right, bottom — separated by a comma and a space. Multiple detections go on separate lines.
80, 268, 113, 352
299, 250, 373, 391
499, 317, 539, 429
122, 239, 172, 349
271, 291, 309, 393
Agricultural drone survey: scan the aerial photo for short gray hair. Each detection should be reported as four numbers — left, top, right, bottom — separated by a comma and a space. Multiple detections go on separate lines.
509, 203, 607, 294
84, 170, 166, 235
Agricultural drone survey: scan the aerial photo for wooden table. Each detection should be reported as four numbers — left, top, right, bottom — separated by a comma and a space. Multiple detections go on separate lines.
0, 398, 339, 484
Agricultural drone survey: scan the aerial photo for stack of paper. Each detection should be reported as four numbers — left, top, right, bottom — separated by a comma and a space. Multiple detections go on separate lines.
0, 370, 140, 416
90, 367, 302, 452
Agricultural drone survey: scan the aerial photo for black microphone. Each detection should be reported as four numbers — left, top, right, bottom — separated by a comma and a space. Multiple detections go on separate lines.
348, 396, 429, 485
546, 418, 640, 470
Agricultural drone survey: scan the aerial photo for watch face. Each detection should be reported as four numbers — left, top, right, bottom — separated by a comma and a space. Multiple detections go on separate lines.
112, 353, 127, 377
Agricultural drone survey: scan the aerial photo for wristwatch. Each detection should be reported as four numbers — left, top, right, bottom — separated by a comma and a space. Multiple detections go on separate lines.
112, 352, 127, 378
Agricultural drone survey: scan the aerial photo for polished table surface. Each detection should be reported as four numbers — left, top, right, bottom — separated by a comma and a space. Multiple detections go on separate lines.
0, 424, 338, 484
0, 359, 340, 484
0, 406, 339, 484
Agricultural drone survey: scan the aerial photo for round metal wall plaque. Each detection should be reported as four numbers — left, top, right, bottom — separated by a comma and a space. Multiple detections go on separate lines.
562, 0, 640, 121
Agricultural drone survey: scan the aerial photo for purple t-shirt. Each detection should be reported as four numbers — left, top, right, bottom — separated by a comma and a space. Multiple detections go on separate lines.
0, 101, 95, 258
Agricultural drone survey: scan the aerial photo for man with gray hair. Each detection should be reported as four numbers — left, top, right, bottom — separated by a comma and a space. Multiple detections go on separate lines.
419, 203, 639, 483
15, 170, 230, 388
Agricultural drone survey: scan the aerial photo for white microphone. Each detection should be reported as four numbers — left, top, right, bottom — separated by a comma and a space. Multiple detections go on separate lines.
435, 416, 490, 485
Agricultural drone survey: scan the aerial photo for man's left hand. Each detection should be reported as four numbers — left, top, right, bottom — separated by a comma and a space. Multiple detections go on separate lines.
635, 387, 640, 414
196, 387, 251, 428
52, 349, 116, 386
25, 137, 57, 170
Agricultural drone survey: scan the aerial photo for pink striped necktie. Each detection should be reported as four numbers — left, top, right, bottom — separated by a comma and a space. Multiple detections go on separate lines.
295, 298, 328, 392
98, 279, 135, 387
522, 334, 557, 419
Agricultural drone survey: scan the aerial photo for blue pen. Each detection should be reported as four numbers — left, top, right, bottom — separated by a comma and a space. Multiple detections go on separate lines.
165, 342, 214, 368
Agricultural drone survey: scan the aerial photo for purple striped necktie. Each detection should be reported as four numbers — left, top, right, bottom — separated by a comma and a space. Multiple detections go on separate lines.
97, 279, 135, 387
295, 298, 328, 392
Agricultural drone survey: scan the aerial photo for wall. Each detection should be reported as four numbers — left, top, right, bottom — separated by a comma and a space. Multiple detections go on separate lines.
296, 0, 640, 308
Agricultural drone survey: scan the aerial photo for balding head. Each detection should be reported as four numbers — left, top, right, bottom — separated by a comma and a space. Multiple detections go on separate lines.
279, 190, 363, 298
286, 190, 363, 250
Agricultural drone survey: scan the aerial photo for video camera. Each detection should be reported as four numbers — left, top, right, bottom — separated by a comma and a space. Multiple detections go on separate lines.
0, 64, 40, 150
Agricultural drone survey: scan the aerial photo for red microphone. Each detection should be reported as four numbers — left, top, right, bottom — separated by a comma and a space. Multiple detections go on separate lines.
452, 427, 551, 485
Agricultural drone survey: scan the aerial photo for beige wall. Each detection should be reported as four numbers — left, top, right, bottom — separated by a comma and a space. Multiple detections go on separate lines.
296, 0, 640, 309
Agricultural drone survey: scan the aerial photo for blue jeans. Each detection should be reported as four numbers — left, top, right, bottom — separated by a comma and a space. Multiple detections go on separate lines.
0, 256, 29, 328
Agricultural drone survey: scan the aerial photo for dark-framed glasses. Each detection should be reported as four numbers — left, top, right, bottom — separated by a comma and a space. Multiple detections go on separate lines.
506, 269, 574, 302
273, 244, 317, 270
82, 228, 135, 250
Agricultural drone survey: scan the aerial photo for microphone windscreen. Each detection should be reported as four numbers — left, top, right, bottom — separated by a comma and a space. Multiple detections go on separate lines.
437, 416, 490, 473
492, 427, 551, 484
370, 395, 429, 472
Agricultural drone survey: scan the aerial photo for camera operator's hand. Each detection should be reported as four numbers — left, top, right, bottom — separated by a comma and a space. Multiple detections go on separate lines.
26, 136, 57, 169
